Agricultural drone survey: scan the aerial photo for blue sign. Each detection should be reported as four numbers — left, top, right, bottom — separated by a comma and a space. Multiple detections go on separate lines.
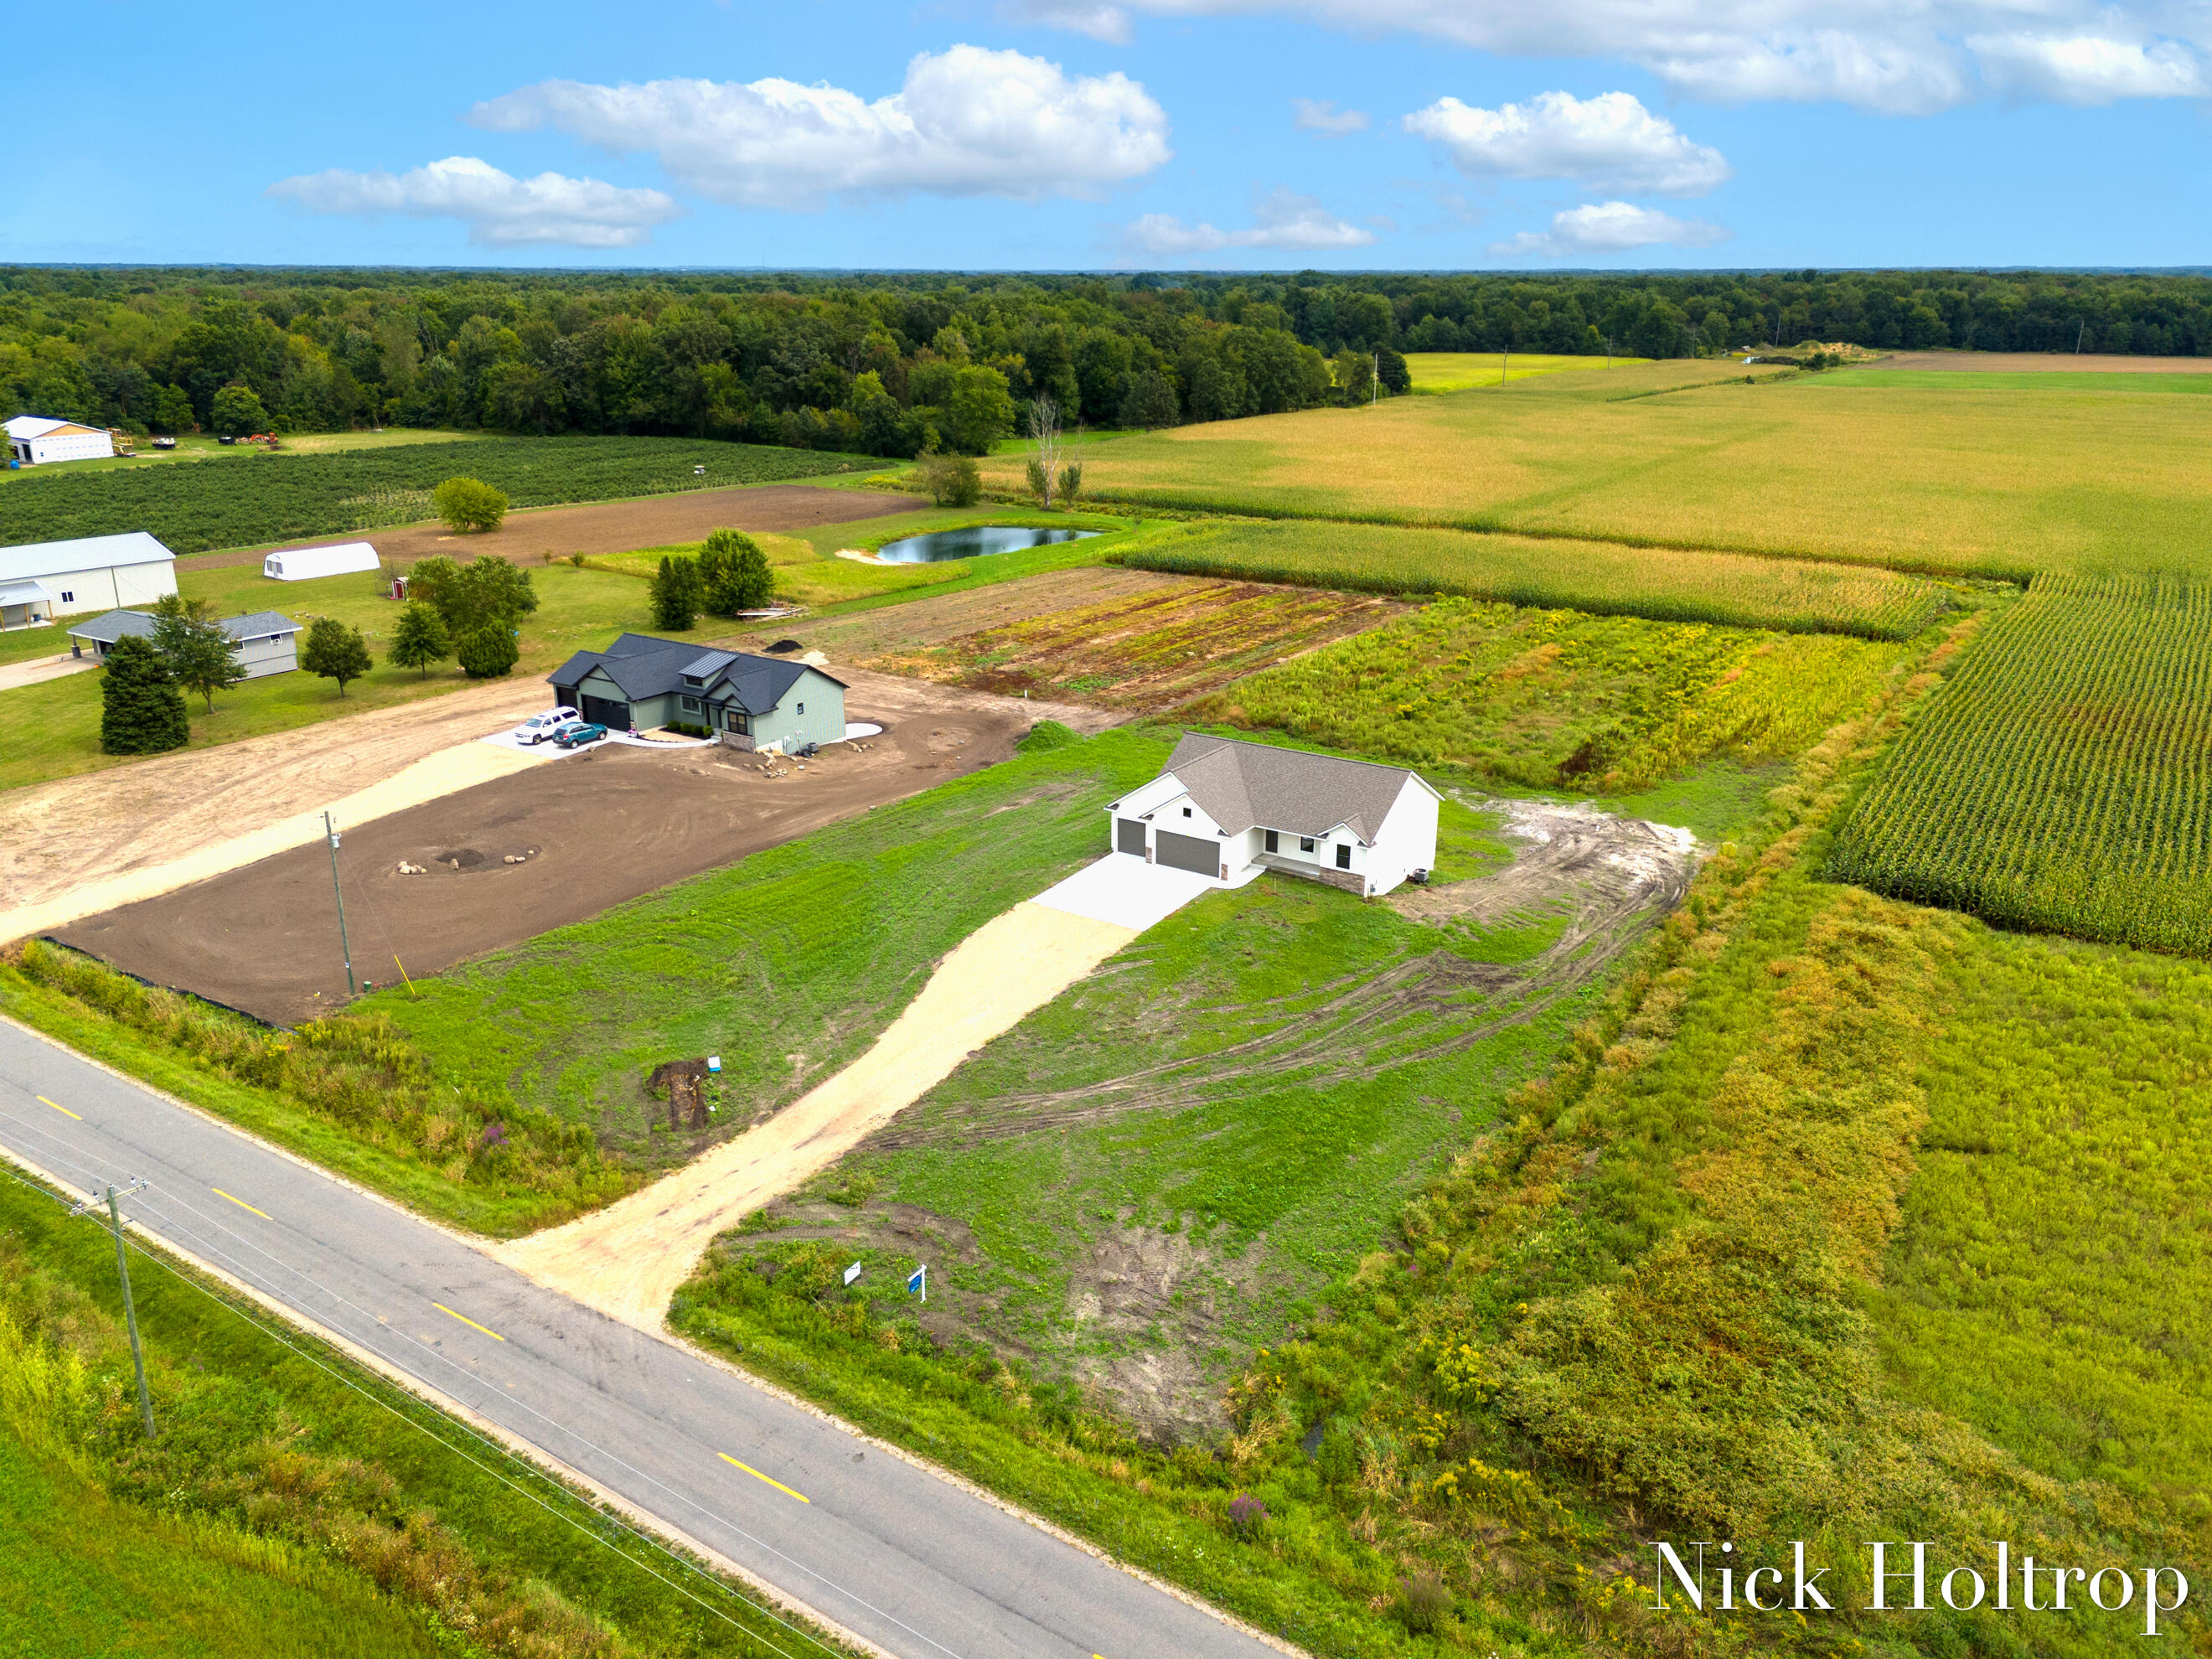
907, 1265, 927, 1301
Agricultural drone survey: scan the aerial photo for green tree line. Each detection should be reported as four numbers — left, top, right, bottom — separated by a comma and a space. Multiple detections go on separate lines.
4, 266, 2204, 461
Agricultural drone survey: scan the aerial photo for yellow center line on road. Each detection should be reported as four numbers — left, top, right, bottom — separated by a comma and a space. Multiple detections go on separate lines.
212, 1187, 271, 1220
37, 1095, 80, 1120
718, 1452, 810, 1504
432, 1301, 506, 1341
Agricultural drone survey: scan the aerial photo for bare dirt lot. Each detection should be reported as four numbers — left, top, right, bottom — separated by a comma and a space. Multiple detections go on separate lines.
738, 566, 1404, 712
1873, 351, 2212, 373
55, 672, 1115, 1025
178, 485, 929, 572
0, 677, 551, 919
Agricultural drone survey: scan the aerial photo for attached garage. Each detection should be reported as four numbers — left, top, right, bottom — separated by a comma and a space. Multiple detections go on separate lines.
1155, 829, 1222, 878
581, 694, 630, 731
1115, 817, 1147, 857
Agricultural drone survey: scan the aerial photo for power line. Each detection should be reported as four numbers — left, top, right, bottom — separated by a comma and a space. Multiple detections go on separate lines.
0, 1146, 828, 1659
0, 1099, 952, 1659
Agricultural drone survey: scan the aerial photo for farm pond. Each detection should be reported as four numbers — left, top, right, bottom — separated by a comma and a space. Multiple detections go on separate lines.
876, 525, 1098, 563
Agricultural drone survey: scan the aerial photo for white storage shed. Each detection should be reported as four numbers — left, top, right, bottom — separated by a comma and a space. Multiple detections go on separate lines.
263, 541, 381, 581
6, 414, 115, 467
0, 530, 178, 623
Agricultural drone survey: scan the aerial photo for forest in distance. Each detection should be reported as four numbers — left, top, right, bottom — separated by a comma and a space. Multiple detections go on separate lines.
4, 263, 2209, 462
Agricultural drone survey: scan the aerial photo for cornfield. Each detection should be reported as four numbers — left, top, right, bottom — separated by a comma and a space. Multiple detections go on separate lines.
1115, 519, 1953, 641
1829, 573, 2212, 952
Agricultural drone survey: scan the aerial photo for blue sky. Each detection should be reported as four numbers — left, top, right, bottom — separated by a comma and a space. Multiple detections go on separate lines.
5, 0, 2209, 270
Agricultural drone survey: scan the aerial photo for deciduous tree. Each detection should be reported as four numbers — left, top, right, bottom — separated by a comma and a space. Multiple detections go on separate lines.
300, 616, 372, 696
388, 601, 452, 677
432, 476, 509, 532
149, 594, 244, 713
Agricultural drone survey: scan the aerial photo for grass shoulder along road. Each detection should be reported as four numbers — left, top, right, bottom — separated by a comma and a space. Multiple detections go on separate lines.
0, 1161, 855, 1659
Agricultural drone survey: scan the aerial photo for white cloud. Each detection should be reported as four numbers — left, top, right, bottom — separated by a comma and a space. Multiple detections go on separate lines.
1126, 189, 1377, 254
1001, 0, 1134, 43
1488, 199, 1730, 258
1405, 90, 1729, 195
266, 156, 680, 248
1035, 0, 2209, 112
473, 45, 1171, 210
1293, 97, 1370, 135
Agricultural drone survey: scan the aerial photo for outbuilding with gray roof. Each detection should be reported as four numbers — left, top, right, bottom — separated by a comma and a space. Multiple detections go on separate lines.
66, 607, 303, 678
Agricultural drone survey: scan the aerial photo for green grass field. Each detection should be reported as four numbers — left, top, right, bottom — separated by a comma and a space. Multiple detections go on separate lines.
1184, 594, 1920, 791
0, 426, 488, 484
1404, 351, 1651, 391
0, 556, 655, 794
1005, 362, 2212, 582
594, 507, 1140, 610
0, 1165, 849, 1659
377, 726, 1174, 1158
1115, 515, 1956, 638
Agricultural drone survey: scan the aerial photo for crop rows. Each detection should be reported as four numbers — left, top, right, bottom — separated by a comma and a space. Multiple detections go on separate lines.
1829, 573, 2212, 953
0, 437, 869, 555
1115, 519, 1952, 641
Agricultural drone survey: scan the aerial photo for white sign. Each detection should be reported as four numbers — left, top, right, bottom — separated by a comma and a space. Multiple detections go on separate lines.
843, 1261, 863, 1287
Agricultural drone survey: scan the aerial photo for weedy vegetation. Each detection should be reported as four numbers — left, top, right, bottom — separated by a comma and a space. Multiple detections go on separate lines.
1114, 518, 1955, 640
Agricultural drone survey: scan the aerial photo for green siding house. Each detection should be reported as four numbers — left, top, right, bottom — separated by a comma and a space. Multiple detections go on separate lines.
548, 633, 847, 752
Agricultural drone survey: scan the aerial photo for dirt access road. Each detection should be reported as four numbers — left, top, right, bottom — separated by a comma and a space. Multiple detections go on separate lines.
57, 672, 1115, 1025
177, 484, 931, 572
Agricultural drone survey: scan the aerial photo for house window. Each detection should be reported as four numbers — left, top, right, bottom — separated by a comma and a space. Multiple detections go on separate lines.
59, 591, 73, 603
796, 701, 804, 715
680, 695, 700, 714
1264, 830, 1279, 853
1182, 807, 1192, 818
1300, 836, 1315, 853
1336, 844, 1352, 870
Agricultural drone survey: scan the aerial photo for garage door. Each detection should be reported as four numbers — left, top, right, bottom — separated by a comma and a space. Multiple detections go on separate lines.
581, 695, 630, 730
1155, 829, 1221, 878
1115, 817, 1147, 857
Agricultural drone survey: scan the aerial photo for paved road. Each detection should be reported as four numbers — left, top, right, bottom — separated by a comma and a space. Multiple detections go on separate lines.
0, 1019, 1281, 1659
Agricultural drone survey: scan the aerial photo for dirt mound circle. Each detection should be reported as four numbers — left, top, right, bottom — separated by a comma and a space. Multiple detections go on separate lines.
435, 848, 487, 870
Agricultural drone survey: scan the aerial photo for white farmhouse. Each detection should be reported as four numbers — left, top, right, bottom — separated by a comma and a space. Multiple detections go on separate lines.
6, 414, 115, 466
0, 530, 178, 628
1107, 734, 1440, 898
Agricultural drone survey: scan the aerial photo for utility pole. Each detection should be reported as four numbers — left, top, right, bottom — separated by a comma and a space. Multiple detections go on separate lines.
2075, 318, 2086, 354
1371, 352, 1377, 407
324, 811, 355, 996
75, 1181, 155, 1439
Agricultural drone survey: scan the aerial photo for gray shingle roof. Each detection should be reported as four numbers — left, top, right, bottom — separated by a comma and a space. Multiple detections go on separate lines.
547, 633, 846, 713
68, 607, 298, 645
1162, 734, 1429, 845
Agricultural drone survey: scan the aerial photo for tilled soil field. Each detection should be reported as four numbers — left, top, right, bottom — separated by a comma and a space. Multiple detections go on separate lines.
177, 484, 928, 572
742, 566, 1403, 711
55, 673, 1113, 1025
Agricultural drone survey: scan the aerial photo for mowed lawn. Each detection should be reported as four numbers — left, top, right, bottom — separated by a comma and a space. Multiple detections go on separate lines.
1014, 362, 2212, 581
378, 726, 1175, 1155
0, 557, 654, 793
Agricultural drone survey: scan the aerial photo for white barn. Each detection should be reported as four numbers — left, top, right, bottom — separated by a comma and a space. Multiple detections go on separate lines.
6, 414, 115, 467
0, 531, 178, 628
1106, 734, 1441, 898
263, 541, 380, 581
